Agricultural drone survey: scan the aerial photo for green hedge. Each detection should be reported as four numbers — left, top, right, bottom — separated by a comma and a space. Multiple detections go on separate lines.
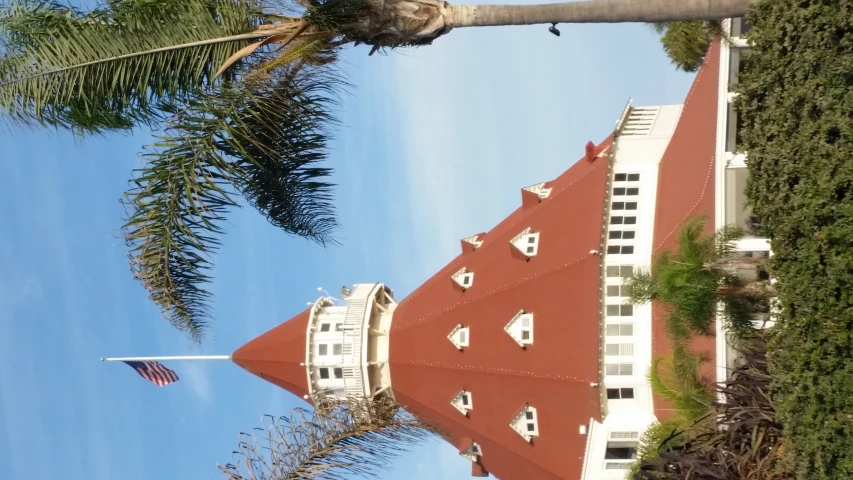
735, 0, 853, 478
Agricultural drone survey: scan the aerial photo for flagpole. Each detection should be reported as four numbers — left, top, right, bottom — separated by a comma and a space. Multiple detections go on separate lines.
100, 355, 231, 362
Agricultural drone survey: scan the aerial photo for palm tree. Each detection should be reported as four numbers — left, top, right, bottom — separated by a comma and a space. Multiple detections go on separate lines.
626, 215, 774, 338
650, 20, 730, 72
219, 397, 441, 480
0, 0, 755, 340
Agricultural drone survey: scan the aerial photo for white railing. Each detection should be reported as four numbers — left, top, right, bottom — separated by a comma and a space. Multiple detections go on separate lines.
307, 284, 376, 401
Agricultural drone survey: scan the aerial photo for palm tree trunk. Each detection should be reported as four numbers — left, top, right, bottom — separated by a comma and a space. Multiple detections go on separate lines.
445, 0, 754, 28
361, 0, 753, 51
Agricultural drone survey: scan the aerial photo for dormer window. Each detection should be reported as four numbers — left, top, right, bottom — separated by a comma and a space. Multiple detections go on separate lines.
451, 389, 473, 414
452, 268, 474, 290
460, 441, 482, 461
448, 324, 470, 350
462, 234, 484, 250
523, 182, 552, 200
510, 227, 541, 257
510, 405, 539, 441
505, 310, 534, 347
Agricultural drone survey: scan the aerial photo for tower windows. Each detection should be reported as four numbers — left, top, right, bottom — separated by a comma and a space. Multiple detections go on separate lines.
605, 363, 634, 376
333, 367, 343, 379
607, 245, 635, 255
448, 324, 470, 350
609, 216, 637, 225
510, 405, 539, 441
505, 310, 534, 347
606, 387, 635, 400
319, 323, 331, 332
318, 344, 328, 356
613, 187, 640, 196
606, 285, 632, 297
608, 230, 636, 240
606, 265, 635, 278
605, 323, 634, 336
614, 173, 641, 182
606, 304, 633, 317
319, 367, 330, 379
605, 343, 635, 356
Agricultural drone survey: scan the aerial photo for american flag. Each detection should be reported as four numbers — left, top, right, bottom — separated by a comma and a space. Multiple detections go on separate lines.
123, 360, 179, 387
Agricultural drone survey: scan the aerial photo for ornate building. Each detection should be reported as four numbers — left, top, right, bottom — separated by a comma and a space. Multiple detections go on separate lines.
230, 20, 768, 480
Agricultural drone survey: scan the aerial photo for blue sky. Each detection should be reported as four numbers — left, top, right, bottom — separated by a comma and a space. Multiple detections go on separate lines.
0, 7, 697, 480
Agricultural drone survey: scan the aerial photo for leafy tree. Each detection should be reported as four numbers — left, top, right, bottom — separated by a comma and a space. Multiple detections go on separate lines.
219, 397, 441, 480
735, 0, 853, 476
0, 0, 755, 339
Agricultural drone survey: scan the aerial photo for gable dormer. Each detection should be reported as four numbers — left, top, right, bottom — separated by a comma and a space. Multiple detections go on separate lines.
521, 182, 552, 209
451, 388, 473, 414
510, 227, 540, 259
510, 404, 540, 442
460, 233, 485, 254
459, 440, 482, 462
451, 267, 474, 291
448, 324, 470, 350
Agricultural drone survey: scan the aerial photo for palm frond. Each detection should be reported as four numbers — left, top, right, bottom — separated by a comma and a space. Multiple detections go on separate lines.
714, 223, 745, 259
627, 268, 658, 304
219, 397, 441, 480
0, 0, 265, 134
220, 67, 343, 244
122, 67, 341, 339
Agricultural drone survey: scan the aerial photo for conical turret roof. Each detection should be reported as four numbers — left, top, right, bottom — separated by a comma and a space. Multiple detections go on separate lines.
232, 308, 311, 400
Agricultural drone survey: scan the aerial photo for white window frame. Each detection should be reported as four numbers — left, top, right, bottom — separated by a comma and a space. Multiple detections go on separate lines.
613, 172, 641, 183
607, 245, 635, 255
605, 342, 635, 357
333, 367, 343, 379
318, 367, 330, 379
452, 268, 474, 289
612, 186, 640, 197
608, 229, 637, 241
610, 431, 640, 441
605, 363, 634, 376
332, 343, 342, 356
606, 387, 635, 400
319, 323, 331, 332
605, 323, 634, 337
451, 389, 473, 414
606, 265, 634, 278
504, 309, 534, 347
334, 322, 344, 332
448, 324, 470, 350
317, 343, 328, 356
606, 304, 634, 317
611, 200, 639, 212
604, 461, 632, 470
510, 405, 539, 441
609, 215, 638, 226
605, 285, 632, 298
510, 227, 541, 257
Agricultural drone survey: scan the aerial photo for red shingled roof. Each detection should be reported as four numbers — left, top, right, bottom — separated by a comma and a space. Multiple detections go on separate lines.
651, 39, 721, 420
388, 145, 611, 480
232, 308, 311, 401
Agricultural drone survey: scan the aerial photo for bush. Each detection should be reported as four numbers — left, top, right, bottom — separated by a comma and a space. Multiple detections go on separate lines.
735, 0, 853, 477
634, 333, 792, 480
